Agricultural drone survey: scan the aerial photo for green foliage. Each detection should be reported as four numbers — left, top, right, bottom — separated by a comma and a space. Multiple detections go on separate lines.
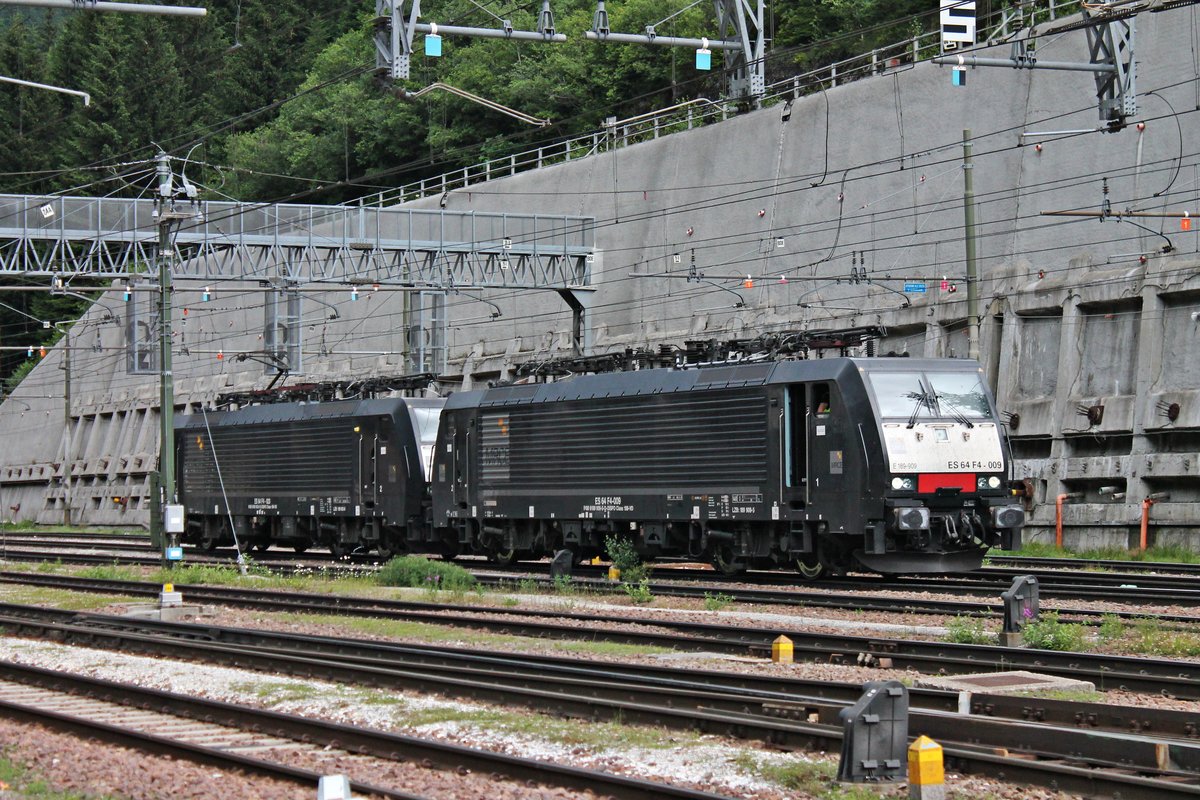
3, 358, 34, 394
1097, 613, 1125, 643
0, 751, 105, 799
75, 563, 140, 582
773, 0, 931, 72
730, 752, 883, 798
622, 578, 653, 604
604, 533, 639, 571
943, 615, 993, 645
1009, 541, 1070, 558
1021, 611, 1086, 652
376, 554, 477, 592
703, 591, 734, 612
1141, 543, 1200, 564
150, 560, 271, 584
552, 573, 574, 594
1130, 618, 1200, 657
604, 533, 649, 583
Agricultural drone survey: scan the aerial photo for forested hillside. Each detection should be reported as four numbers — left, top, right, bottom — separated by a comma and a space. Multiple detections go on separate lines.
0, 0, 932, 384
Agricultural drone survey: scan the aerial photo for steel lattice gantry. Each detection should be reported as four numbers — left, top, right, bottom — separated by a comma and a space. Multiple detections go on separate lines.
0, 194, 595, 288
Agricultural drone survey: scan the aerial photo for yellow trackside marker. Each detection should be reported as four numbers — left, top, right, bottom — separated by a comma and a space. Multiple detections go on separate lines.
591, 556, 602, 565
607, 566, 621, 581
907, 735, 945, 800
771, 635, 793, 663
163, 584, 173, 593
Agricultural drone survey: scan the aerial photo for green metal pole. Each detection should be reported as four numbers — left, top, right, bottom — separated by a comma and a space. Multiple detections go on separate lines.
962, 129, 980, 361
156, 154, 176, 561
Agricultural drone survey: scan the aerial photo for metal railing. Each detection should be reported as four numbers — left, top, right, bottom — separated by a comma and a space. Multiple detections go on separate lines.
363, 0, 1079, 207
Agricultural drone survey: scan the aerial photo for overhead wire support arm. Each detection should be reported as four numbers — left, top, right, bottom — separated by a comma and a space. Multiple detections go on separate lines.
0, 0, 206, 15
584, 28, 742, 50
586, 0, 765, 102
932, 0, 1144, 130
375, 0, 564, 82
0, 75, 90, 105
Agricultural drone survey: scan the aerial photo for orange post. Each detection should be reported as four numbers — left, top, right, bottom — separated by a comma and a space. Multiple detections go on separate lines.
1055, 493, 1069, 548
1140, 498, 1155, 552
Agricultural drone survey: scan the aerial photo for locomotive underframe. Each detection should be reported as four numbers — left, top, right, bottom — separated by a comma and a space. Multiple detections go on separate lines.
442, 500, 1013, 575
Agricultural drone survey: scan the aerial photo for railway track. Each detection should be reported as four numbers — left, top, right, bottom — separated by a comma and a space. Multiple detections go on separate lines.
0, 658, 728, 800
2, 600, 1200, 798
2, 572, 1198, 699
7, 542, 1200, 628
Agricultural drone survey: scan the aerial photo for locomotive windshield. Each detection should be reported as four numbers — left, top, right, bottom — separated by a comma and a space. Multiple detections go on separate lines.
866, 371, 991, 420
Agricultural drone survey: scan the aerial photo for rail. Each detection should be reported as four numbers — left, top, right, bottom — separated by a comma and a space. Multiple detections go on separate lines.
363, 0, 1080, 206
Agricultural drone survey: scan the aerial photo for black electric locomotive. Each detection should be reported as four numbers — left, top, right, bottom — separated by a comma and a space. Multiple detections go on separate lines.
430, 358, 1024, 576
176, 397, 445, 555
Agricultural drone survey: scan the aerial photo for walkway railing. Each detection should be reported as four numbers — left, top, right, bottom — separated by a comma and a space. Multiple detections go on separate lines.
363, 0, 1079, 207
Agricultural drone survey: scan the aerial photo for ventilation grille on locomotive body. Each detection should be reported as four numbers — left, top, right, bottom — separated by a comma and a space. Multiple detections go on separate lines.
180, 419, 356, 496
479, 388, 769, 488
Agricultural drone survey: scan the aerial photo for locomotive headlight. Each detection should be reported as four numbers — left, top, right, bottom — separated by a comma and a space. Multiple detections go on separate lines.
991, 505, 1025, 529
988, 476, 1001, 489
891, 476, 915, 491
895, 506, 930, 530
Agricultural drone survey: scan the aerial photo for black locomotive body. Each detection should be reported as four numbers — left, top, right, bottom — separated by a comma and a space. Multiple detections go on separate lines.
176, 397, 445, 555
430, 358, 1024, 575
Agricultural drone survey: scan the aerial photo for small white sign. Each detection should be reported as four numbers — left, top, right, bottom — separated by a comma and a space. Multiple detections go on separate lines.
165, 504, 185, 533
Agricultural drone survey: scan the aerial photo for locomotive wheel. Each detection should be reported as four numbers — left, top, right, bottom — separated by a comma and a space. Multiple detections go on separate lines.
292, 542, 310, 554
376, 537, 407, 560
794, 555, 825, 581
328, 540, 349, 558
489, 547, 518, 566
710, 547, 747, 576
199, 534, 220, 551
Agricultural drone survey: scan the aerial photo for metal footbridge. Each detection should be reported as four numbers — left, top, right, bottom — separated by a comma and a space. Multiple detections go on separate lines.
0, 193, 594, 289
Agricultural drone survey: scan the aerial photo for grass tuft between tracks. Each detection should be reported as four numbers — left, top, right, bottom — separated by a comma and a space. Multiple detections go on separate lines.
273, 611, 673, 657
0, 753, 103, 800
396, 706, 699, 750
998, 541, 1200, 565
0, 585, 141, 611
731, 753, 890, 799
376, 556, 477, 592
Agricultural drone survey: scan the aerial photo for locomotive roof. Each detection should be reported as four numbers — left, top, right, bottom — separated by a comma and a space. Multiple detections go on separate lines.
175, 396, 445, 429
445, 357, 982, 410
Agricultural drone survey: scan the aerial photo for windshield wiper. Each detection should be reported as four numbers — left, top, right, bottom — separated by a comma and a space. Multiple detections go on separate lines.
936, 394, 976, 428
905, 390, 934, 429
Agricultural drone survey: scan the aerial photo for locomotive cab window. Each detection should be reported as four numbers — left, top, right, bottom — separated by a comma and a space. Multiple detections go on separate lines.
926, 372, 991, 418
812, 383, 831, 415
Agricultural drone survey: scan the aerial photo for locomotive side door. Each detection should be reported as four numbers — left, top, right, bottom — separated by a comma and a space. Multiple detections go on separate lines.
448, 414, 471, 509
359, 421, 379, 512
806, 382, 849, 531
781, 384, 808, 509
